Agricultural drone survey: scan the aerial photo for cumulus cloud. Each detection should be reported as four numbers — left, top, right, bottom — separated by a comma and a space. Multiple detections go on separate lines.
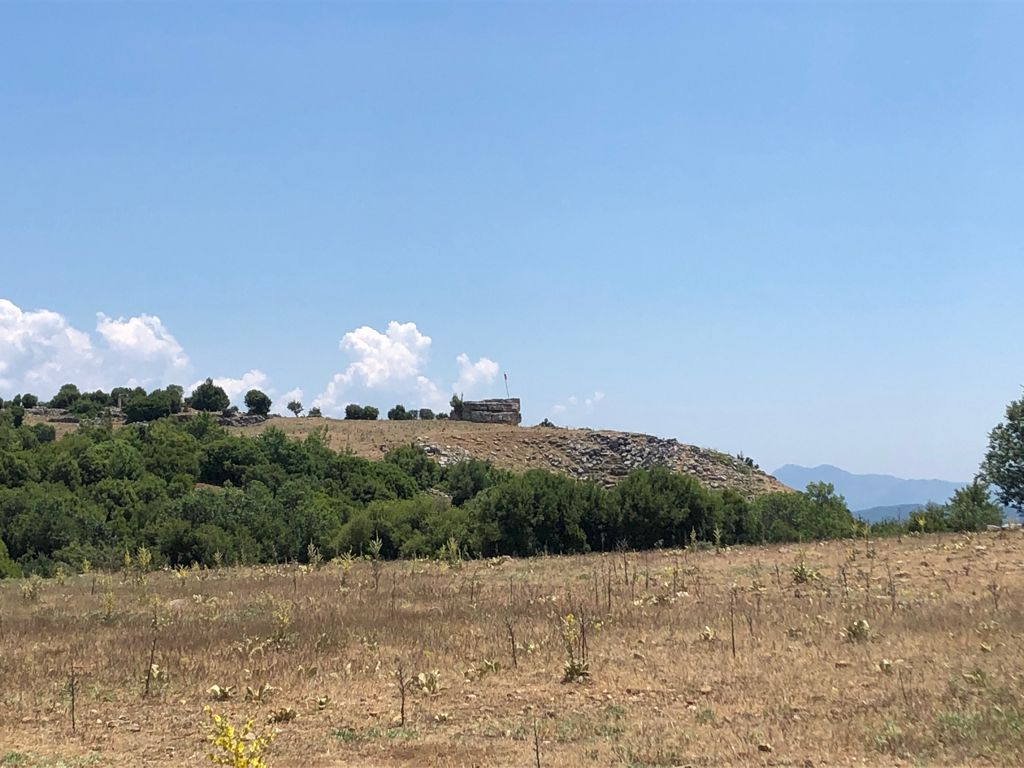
189, 369, 269, 406
453, 353, 499, 396
339, 322, 432, 388
0, 299, 96, 392
314, 321, 443, 414
0, 298, 192, 395
96, 313, 188, 370
313, 321, 501, 416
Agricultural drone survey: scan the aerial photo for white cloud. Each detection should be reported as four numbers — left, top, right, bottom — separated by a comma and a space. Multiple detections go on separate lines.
314, 321, 438, 415
453, 353, 500, 396
551, 390, 606, 419
339, 321, 432, 388
0, 299, 97, 393
189, 369, 268, 406
313, 321, 499, 416
96, 313, 188, 370
0, 298, 194, 396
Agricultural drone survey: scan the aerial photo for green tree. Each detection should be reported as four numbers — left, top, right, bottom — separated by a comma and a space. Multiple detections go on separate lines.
308, 406, 322, 418
49, 383, 81, 409
188, 379, 230, 412
980, 388, 1024, 510
418, 408, 435, 420
287, 400, 303, 417
244, 389, 272, 417
450, 394, 464, 420
8, 405, 25, 428
20, 393, 38, 408
387, 404, 415, 421
166, 385, 184, 413
947, 481, 1003, 532
345, 404, 379, 421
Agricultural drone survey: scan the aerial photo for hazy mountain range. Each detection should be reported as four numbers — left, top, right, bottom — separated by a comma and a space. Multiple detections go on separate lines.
772, 464, 966, 520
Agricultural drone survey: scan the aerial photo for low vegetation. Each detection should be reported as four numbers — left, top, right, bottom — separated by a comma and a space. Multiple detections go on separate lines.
2, 532, 1023, 766
0, 382, 1013, 579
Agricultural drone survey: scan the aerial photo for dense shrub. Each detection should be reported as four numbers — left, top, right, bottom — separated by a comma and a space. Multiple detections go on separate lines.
124, 388, 179, 423
0, 385, 896, 578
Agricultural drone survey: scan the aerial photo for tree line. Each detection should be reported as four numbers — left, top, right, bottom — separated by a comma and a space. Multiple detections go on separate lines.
1, 384, 1020, 577
1, 379, 450, 425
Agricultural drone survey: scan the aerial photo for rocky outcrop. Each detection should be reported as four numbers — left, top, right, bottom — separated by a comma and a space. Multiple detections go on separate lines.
413, 427, 788, 498
217, 413, 268, 428
453, 398, 522, 425
557, 431, 782, 494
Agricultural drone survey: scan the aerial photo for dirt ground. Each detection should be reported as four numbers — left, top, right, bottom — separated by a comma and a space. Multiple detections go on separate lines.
3, 531, 1024, 767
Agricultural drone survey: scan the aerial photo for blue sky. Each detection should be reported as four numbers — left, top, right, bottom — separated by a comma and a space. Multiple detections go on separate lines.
1, 2, 1021, 481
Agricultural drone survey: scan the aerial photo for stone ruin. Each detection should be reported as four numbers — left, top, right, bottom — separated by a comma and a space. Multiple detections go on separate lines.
452, 398, 522, 425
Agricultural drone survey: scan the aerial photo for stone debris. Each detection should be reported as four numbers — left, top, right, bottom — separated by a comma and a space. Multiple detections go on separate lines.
418, 428, 787, 498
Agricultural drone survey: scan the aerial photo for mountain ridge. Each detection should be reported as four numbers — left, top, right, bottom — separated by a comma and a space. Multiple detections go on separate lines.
773, 463, 965, 513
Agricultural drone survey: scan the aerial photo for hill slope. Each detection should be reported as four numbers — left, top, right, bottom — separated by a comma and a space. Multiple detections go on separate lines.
235, 417, 789, 498
773, 463, 964, 511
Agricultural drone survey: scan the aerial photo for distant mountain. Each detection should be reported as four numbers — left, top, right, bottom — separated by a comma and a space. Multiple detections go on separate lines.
772, 464, 965, 515
852, 504, 925, 523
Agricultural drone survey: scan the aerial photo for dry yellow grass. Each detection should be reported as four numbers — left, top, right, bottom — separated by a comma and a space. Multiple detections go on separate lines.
3, 532, 1024, 767
233, 417, 788, 495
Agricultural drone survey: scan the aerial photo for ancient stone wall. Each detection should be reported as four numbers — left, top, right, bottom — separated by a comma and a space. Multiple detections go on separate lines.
454, 398, 522, 425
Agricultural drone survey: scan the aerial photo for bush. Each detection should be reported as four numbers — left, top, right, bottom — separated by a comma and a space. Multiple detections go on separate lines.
387, 405, 416, 421
124, 388, 177, 423
308, 407, 322, 418
385, 445, 441, 490
345, 404, 379, 421
418, 409, 435, 421
244, 389, 272, 417
445, 459, 507, 506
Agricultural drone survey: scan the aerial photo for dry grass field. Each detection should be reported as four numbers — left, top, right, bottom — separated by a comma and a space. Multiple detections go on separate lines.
3, 531, 1024, 767
231, 417, 787, 496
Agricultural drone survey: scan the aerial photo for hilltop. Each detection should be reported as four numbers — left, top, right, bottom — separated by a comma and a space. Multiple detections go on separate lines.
20, 404, 790, 498
232, 416, 789, 498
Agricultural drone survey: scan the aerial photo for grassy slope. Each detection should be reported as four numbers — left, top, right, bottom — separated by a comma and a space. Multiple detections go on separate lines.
233, 416, 790, 497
